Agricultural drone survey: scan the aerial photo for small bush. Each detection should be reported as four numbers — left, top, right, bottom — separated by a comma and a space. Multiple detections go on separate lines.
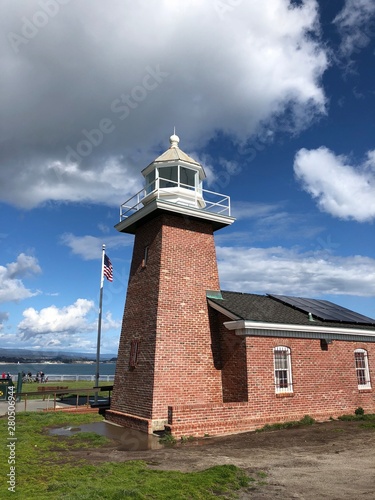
355, 407, 365, 416
158, 432, 177, 445
299, 415, 315, 426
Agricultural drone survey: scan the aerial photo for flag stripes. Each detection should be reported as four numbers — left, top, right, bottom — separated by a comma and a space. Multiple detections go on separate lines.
103, 254, 113, 281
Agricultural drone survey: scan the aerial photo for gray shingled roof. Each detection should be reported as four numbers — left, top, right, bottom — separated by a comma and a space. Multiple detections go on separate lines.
208, 291, 375, 331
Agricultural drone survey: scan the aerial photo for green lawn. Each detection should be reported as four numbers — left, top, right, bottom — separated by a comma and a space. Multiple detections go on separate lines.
0, 412, 251, 499
18, 380, 108, 400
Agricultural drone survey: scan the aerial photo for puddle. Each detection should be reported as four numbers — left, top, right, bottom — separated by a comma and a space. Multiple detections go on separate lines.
49, 421, 163, 451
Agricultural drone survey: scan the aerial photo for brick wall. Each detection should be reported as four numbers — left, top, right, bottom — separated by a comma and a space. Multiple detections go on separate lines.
109, 213, 224, 428
168, 334, 375, 437
108, 210, 375, 437
110, 216, 162, 420
220, 329, 248, 403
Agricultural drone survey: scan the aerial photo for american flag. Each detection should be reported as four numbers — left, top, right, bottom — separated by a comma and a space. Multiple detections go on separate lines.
103, 254, 113, 282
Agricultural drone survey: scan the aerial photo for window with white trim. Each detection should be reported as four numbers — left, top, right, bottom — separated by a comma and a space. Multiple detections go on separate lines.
273, 346, 293, 393
354, 349, 371, 389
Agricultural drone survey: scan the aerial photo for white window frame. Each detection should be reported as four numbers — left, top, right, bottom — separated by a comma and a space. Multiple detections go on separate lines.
273, 346, 293, 394
354, 349, 371, 390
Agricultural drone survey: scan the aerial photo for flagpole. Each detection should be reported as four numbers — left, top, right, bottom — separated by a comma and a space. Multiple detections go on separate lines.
95, 244, 106, 396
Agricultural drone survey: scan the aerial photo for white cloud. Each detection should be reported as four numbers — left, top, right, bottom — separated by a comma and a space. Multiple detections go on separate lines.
60, 233, 133, 260
193, 153, 243, 191
98, 223, 111, 234
0, 312, 9, 332
102, 311, 121, 332
16, 298, 121, 351
217, 246, 375, 297
333, 0, 375, 59
27, 330, 120, 354
293, 147, 375, 222
0, 157, 143, 210
18, 298, 95, 339
231, 201, 286, 220
216, 201, 324, 245
0, 0, 328, 209
6, 253, 41, 278
0, 254, 41, 303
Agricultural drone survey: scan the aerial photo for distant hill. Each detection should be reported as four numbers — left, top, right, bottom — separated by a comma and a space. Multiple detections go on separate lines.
0, 348, 117, 363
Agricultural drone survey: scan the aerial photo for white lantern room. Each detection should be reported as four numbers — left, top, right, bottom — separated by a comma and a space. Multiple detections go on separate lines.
141, 134, 206, 209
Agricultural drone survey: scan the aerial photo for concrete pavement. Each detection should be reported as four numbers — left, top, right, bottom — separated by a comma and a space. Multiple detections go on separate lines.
0, 398, 76, 415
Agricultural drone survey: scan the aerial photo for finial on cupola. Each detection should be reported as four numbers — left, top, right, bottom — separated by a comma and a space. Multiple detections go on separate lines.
169, 127, 180, 148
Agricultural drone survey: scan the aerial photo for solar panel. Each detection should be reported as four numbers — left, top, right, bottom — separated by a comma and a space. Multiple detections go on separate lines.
268, 294, 375, 325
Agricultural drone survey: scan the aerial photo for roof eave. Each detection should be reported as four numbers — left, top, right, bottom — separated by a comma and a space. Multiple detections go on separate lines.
207, 298, 241, 320
224, 320, 375, 342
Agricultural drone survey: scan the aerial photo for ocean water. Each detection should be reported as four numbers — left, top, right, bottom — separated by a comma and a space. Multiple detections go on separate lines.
0, 362, 116, 378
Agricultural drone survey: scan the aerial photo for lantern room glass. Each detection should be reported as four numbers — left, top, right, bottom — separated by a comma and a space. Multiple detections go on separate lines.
145, 165, 199, 193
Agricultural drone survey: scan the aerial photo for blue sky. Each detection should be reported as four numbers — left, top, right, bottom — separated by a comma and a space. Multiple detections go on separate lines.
0, 0, 374, 354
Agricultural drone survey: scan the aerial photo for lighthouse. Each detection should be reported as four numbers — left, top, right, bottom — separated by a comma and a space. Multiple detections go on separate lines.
106, 134, 234, 434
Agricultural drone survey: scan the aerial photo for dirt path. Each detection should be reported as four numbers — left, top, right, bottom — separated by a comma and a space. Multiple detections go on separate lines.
74, 420, 375, 499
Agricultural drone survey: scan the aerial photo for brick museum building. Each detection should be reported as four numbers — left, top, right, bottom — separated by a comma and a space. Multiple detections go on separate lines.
106, 134, 375, 437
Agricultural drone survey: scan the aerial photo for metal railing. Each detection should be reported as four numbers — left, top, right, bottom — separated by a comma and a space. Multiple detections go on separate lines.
15, 387, 105, 412
15, 386, 113, 412
45, 375, 114, 382
119, 179, 231, 221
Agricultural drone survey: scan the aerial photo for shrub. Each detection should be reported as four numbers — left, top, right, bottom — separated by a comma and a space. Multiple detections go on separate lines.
158, 432, 177, 445
299, 415, 315, 425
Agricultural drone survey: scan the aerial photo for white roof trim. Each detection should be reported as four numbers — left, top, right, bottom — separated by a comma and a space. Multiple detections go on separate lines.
224, 320, 375, 338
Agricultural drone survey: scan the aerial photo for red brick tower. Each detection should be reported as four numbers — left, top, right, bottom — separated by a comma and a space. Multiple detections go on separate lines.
106, 134, 234, 433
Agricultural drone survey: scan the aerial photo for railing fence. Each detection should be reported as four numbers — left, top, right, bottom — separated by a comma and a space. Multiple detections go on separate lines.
43, 375, 114, 382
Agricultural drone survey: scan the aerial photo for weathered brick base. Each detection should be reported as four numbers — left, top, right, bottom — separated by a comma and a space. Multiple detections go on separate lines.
43, 407, 99, 414
167, 401, 374, 438
106, 409, 167, 434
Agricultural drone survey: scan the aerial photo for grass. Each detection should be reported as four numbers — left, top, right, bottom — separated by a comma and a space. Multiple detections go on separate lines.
256, 412, 375, 433
0, 412, 251, 499
337, 413, 375, 429
256, 414, 316, 432
18, 380, 108, 400
158, 434, 197, 446
49, 431, 113, 450
158, 432, 177, 445
255, 470, 268, 486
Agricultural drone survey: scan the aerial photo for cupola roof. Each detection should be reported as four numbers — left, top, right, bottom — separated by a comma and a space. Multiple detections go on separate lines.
151, 134, 202, 167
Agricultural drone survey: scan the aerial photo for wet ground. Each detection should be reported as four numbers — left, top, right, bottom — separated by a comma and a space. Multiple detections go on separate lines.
4, 400, 375, 498
58, 418, 375, 499
49, 420, 163, 451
